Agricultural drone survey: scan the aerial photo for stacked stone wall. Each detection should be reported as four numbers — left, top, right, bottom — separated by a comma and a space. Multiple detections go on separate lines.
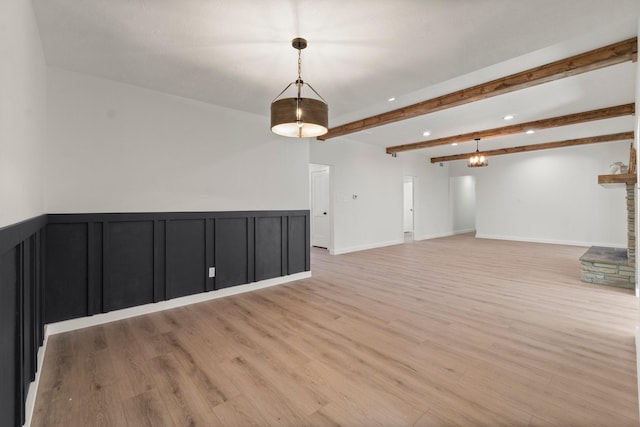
626, 183, 635, 267
580, 260, 634, 289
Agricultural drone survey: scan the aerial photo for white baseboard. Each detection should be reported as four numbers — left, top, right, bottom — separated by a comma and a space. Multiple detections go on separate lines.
413, 231, 456, 241
330, 239, 404, 255
330, 230, 476, 252
46, 271, 311, 335
22, 270, 310, 426
452, 228, 476, 235
24, 332, 49, 427
475, 233, 626, 249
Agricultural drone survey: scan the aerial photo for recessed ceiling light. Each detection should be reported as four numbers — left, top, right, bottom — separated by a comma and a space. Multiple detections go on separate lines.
451, 143, 458, 146
503, 114, 515, 120
526, 129, 535, 134
388, 97, 396, 102
422, 130, 431, 137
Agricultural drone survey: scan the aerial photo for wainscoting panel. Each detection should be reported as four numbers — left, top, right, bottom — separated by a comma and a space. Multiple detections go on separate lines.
255, 216, 283, 282
288, 214, 309, 274
0, 215, 46, 427
45, 223, 88, 322
0, 247, 18, 427
153, 219, 166, 303
214, 217, 249, 289
105, 221, 155, 311
166, 219, 206, 299
88, 222, 103, 316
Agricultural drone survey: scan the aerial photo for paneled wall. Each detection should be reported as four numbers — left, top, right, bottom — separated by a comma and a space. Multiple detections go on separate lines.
45, 211, 310, 323
0, 216, 47, 427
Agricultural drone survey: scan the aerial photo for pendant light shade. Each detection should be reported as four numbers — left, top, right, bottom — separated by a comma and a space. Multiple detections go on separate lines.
271, 38, 328, 138
271, 98, 328, 138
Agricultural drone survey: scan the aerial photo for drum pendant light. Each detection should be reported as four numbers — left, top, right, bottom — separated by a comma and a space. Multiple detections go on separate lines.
271, 38, 328, 138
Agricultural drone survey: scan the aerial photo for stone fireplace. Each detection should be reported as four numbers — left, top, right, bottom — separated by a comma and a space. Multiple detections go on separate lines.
580, 178, 636, 289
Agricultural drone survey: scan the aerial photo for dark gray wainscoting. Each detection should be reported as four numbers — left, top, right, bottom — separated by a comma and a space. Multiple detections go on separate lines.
45, 210, 310, 323
0, 215, 47, 427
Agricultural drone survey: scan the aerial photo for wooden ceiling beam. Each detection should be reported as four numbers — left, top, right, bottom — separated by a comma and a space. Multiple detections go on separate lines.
318, 37, 638, 141
386, 103, 634, 154
429, 132, 634, 163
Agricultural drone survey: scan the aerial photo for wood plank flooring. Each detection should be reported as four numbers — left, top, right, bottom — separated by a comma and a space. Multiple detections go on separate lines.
32, 234, 640, 426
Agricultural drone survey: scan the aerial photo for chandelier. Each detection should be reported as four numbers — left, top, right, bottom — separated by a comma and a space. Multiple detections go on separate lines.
271, 38, 328, 138
468, 138, 488, 167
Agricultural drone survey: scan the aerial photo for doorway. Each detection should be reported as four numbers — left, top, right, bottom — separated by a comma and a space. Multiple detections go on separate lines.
309, 164, 331, 249
403, 177, 414, 242
450, 175, 476, 234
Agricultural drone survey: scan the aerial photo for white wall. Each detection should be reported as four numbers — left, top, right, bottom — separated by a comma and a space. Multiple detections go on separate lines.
0, 1, 47, 227
310, 139, 403, 254
310, 139, 453, 254
399, 154, 453, 241
451, 142, 630, 247
46, 67, 309, 213
450, 175, 476, 233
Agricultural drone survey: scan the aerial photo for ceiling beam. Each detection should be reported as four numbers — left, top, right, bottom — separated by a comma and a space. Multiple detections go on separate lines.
317, 37, 638, 141
386, 103, 635, 154
429, 132, 634, 163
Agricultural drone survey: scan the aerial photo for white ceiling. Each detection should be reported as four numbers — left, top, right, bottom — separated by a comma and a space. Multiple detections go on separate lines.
32, 0, 640, 159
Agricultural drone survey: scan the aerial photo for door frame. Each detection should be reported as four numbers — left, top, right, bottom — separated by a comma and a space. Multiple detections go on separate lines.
309, 163, 333, 253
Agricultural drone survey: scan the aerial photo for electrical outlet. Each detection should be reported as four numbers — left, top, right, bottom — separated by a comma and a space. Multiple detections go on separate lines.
208, 267, 216, 278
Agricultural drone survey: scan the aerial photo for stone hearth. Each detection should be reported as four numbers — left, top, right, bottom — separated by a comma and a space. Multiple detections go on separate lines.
580, 246, 634, 289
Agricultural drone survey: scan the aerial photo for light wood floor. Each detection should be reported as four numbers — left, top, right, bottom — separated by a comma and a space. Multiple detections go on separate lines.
32, 234, 639, 426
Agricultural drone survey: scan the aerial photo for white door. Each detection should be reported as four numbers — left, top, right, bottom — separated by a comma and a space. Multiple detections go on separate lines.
403, 180, 414, 233
311, 169, 330, 248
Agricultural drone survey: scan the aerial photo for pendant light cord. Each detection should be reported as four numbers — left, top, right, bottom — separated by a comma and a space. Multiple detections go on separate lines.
298, 48, 302, 84
296, 47, 302, 102
270, 40, 328, 104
